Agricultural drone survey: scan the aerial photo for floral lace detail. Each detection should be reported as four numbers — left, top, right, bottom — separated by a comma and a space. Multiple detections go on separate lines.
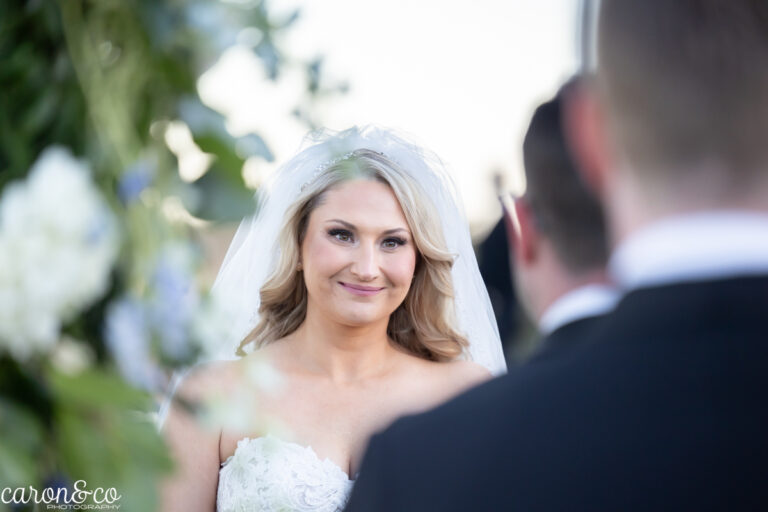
217, 435, 354, 512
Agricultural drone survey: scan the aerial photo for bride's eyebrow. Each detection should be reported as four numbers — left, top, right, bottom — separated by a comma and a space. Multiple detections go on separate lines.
324, 219, 411, 236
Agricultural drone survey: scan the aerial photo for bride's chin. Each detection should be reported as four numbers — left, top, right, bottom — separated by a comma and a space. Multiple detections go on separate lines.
337, 312, 382, 327
329, 305, 387, 327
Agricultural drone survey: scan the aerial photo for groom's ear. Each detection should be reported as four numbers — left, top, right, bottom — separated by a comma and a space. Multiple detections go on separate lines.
511, 198, 538, 266
562, 82, 614, 202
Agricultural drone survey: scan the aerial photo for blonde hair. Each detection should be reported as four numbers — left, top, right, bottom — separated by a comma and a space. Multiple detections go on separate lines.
237, 149, 469, 362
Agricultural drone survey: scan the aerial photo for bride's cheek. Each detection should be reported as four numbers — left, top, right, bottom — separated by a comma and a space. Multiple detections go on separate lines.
390, 270, 415, 301
397, 253, 417, 289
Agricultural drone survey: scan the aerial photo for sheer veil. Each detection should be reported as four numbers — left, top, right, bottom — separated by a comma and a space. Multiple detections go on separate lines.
208, 126, 507, 376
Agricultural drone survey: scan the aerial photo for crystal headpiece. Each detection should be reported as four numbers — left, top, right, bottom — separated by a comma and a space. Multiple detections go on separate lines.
300, 149, 386, 192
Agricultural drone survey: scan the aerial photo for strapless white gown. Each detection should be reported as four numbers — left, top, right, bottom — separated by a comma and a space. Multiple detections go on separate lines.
217, 435, 355, 512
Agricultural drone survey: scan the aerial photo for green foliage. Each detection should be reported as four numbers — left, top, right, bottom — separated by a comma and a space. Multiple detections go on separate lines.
0, 0, 338, 509
0, 0, 318, 219
0, 1, 90, 185
0, 397, 45, 489
50, 366, 173, 509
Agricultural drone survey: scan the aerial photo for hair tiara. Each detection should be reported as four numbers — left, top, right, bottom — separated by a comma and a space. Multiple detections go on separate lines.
300, 149, 386, 191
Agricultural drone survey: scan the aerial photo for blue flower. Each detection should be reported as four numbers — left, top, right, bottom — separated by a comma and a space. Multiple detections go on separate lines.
118, 160, 154, 204
149, 248, 199, 362
104, 297, 163, 391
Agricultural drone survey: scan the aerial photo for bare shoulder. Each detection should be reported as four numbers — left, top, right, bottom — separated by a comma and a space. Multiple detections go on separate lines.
400, 355, 492, 400
159, 359, 241, 510
434, 360, 492, 395
176, 358, 243, 402
443, 360, 492, 385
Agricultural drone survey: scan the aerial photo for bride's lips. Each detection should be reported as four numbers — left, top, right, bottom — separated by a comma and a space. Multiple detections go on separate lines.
339, 282, 385, 296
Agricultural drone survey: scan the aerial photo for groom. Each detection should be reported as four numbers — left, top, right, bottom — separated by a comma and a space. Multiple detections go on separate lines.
508, 78, 617, 365
346, 1, 768, 510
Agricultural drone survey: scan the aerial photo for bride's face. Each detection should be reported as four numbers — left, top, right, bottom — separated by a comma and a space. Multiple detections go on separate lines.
300, 178, 417, 328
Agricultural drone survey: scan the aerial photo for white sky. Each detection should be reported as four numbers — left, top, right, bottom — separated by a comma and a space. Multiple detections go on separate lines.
199, 0, 580, 235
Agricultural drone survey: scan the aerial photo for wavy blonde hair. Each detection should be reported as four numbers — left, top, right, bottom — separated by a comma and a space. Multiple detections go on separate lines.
236, 149, 468, 362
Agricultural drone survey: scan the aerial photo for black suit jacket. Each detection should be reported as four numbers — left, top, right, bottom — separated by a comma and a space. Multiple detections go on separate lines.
526, 313, 605, 365
345, 276, 768, 511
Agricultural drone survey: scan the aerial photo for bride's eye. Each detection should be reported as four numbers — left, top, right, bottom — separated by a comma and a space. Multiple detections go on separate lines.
382, 237, 407, 249
328, 228, 354, 242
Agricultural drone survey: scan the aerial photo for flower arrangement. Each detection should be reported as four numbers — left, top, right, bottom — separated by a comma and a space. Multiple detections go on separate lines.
0, 148, 118, 361
0, 1, 342, 510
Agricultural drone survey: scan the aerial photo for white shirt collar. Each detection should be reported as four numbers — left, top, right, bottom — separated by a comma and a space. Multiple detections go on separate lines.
539, 284, 620, 336
609, 210, 768, 291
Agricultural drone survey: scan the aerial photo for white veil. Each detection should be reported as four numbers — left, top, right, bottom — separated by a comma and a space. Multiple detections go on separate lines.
209, 126, 507, 376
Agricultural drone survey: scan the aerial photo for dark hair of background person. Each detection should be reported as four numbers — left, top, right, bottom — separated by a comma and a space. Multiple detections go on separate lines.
597, 0, 768, 185
522, 82, 608, 274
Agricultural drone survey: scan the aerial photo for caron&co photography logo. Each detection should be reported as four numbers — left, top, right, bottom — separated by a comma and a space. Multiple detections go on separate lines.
1, 479, 122, 510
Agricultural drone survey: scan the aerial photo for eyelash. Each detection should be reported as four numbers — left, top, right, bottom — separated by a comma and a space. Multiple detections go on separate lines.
327, 229, 407, 249
329, 228, 353, 242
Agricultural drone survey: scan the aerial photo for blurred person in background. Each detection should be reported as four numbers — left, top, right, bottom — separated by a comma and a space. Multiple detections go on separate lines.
506, 78, 616, 365
476, 173, 519, 363
346, 1, 768, 510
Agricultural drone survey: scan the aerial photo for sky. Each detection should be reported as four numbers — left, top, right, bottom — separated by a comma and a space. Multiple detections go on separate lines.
199, 0, 581, 236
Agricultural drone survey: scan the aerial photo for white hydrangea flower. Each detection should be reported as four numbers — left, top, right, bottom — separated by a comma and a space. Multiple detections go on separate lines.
0, 147, 119, 361
201, 387, 259, 433
51, 335, 96, 375
191, 290, 239, 361
243, 353, 282, 393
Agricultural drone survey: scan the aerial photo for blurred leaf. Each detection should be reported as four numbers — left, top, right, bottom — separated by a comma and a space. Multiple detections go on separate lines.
55, 383, 172, 509
307, 57, 322, 94
48, 366, 154, 411
277, 9, 301, 29
187, 169, 256, 222
0, 399, 45, 455
255, 40, 280, 79
0, 442, 38, 492
178, 96, 230, 141
57, 409, 108, 486
236, 133, 274, 161
193, 133, 246, 184
61, 268, 123, 364
0, 398, 45, 488
0, 355, 54, 425
19, 89, 59, 132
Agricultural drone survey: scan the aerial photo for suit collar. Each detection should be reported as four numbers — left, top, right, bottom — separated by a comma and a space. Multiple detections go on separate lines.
610, 210, 768, 291
539, 284, 620, 336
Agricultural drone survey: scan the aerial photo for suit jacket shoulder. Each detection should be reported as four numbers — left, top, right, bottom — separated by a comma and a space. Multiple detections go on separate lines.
526, 314, 606, 365
346, 276, 768, 511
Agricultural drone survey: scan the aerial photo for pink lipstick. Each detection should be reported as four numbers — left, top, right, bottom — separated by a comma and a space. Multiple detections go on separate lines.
339, 282, 384, 296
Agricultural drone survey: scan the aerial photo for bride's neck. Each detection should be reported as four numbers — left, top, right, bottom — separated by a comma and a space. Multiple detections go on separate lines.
287, 309, 398, 384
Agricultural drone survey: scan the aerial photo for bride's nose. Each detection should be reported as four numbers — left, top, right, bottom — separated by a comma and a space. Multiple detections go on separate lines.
350, 241, 379, 281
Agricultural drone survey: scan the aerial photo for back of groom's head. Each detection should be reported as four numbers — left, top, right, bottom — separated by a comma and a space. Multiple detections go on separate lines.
597, 0, 768, 190
523, 81, 608, 274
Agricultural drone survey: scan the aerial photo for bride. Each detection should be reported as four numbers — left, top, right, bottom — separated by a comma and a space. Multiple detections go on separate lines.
158, 126, 506, 511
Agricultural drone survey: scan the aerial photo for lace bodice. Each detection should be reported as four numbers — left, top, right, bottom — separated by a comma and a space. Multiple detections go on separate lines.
217, 435, 355, 512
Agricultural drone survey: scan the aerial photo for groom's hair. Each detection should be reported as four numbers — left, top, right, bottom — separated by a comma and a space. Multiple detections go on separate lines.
522, 80, 608, 274
597, 0, 768, 188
